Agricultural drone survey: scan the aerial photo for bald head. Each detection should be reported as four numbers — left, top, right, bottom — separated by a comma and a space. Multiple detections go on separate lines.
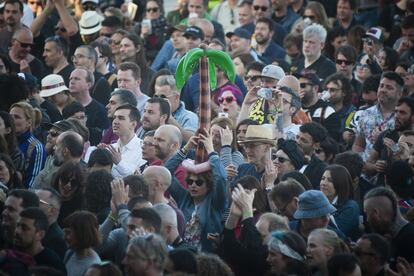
194, 18, 214, 43
143, 166, 172, 188
278, 75, 300, 93
153, 203, 177, 227
13, 27, 33, 41
156, 125, 182, 145
57, 130, 84, 158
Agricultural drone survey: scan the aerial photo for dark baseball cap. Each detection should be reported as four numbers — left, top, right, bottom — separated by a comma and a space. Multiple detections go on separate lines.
168, 24, 187, 35
226, 28, 252, 40
43, 120, 75, 132
295, 69, 321, 86
183, 26, 204, 40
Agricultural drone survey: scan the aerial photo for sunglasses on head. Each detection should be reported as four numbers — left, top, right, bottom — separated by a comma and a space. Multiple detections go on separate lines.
185, 179, 204, 186
335, 59, 353, 66
146, 7, 159, 12
218, 96, 237, 104
253, 5, 268, 11
244, 75, 260, 82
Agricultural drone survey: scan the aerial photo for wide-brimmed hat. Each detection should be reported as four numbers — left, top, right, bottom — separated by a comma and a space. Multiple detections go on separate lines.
238, 125, 276, 146
293, 190, 336, 219
79, 11, 102, 35
39, 74, 69, 98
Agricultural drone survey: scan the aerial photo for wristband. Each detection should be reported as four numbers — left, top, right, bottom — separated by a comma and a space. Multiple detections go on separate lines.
242, 210, 253, 219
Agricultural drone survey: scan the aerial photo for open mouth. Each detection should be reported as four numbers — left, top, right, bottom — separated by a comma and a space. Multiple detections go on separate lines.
222, 107, 229, 113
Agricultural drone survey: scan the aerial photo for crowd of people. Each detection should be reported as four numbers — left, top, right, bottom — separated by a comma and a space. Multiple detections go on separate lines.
0, 0, 413, 275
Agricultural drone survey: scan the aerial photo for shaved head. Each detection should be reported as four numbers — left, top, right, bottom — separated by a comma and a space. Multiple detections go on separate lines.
143, 165, 172, 188
278, 75, 300, 93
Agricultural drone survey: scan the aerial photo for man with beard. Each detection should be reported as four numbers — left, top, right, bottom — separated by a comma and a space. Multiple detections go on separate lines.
8, 28, 43, 80
252, 17, 285, 65
53, 131, 84, 167
364, 187, 414, 265
100, 104, 144, 178
353, 72, 404, 161
365, 97, 414, 186
13, 207, 65, 272
1, 189, 39, 248
136, 98, 170, 139
0, 0, 24, 53
33, 120, 76, 189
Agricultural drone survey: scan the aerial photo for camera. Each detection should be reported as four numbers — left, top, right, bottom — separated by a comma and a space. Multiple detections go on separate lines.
257, 88, 273, 100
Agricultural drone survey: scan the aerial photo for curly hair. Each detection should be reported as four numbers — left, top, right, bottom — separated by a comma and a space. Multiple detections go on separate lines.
85, 170, 112, 214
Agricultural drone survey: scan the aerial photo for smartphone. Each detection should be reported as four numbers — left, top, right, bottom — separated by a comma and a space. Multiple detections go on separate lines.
257, 88, 273, 100
141, 19, 152, 34
218, 112, 228, 118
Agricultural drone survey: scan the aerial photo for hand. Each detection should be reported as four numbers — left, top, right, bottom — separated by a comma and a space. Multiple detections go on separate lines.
232, 184, 256, 214
129, 227, 150, 239
242, 86, 259, 107
106, 144, 122, 165
225, 165, 238, 180
184, 134, 199, 151
20, 60, 30, 73
111, 178, 129, 207
262, 158, 278, 190
229, 201, 242, 217
371, 126, 382, 143
343, 130, 355, 144
199, 128, 214, 154
375, 160, 387, 173
386, 257, 414, 276
397, 38, 413, 54
397, 142, 410, 161
220, 126, 233, 146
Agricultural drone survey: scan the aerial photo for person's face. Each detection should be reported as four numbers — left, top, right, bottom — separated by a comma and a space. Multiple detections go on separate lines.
106, 95, 122, 118
117, 69, 140, 93
273, 196, 296, 219
332, 36, 347, 50
185, 36, 202, 50
335, 53, 354, 77
303, 9, 316, 23
399, 134, 414, 154
45, 127, 61, 154
233, 57, 246, 77
280, 91, 294, 115
142, 102, 164, 131
141, 136, 157, 161
219, 90, 241, 121
303, 34, 323, 59
320, 170, 336, 201
36, 190, 56, 219
153, 128, 173, 160
337, 0, 353, 21
14, 217, 41, 249
272, 149, 295, 176
154, 84, 179, 112
272, 0, 287, 11
326, 81, 345, 106
296, 131, 314, 155
49, 91, 67, 106
307, 232, 331, 268
261, 76, 278, 89
1, 196, 23, 228
356, 55, 372, 81
127, 217, 154, 239
354, 238, 377, 274
210, 124, 223, 148
70, 111, 87, 126
377, 77, 400, 107
69, 69, 90, 94
186, 174, 209, 201
255, 22, 272, 45
267, 249, 287, 274
12, 32, 33, 59
120, 37, 138, 62
63, 227, 77, 249
99, 26, 114, 38
230, 36, 250, 52
243, 142, 269, 165
0, 116, 10, 136
110, 33, 123, 55
252, 0, 270, 20
43, 41, 62, 67
286, 44, 301, 60
188, 0, 205, 18
237, 124, 249, 142
0, 58, 7, 75
404, 70, 414, 90
377, 49, 387, 70
0, 160, 11, 185
95, 47, 106, 69
244, 69, 261, 91
113, 109, 136, 136
28, 0, 42, 13
395, 103, 413, 131
238, 5, 253, 25
4, 3, 22, 27
122, 244, 148, 276
402, 27, 414, 44
171, 30, 186, 52
10, 107, 31, 135
146, 0, 161, 20
73, 47, 94, 69
54, 21, 68, 39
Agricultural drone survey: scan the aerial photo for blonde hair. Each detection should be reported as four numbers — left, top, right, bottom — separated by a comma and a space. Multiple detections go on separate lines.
10, 101, 42, 130
310, 228, 348, 254
305, 2, 330, 31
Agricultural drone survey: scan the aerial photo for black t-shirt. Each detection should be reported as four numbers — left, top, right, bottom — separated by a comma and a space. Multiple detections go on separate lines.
85, 99, 110, 145
44, 64, 74, 87
10, 57, 44, 80
92, 71, 111, 106
292, 55, 337, 80
40, 100, 63, 123
392, 222, 414, 264
373, 129, 399, 186
34, 247, 66, 273
43, 222, 67, 260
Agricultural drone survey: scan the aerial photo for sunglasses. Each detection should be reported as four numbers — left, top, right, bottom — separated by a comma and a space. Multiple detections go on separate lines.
303, 15, 315, 20
109, 39, 121, 45
335, 59, 352, 66
253, 5, 268, 11
356, 63, 369, 69
48, 131, 60, 137
185, 179, 205, 186
273, 155, 290, 163
153, 94, 173, 99
218, 96, 237, 104
15, 39, 33, 48
54, 26, 66, 32
82, 4, 97, 10
244, 75, 261, 82
146, 7, 159, 12
300, 82, 313, 88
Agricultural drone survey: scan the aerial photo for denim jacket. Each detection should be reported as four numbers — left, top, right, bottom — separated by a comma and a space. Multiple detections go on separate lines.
165, 151, 228, 252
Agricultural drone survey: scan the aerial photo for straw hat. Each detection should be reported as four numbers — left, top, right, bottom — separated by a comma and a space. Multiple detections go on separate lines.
238, 125, 276, 146
39, 74, 69, 98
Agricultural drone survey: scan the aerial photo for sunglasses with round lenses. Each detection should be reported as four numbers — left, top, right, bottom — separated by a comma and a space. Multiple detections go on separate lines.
185, 179, 204, 186
146, 7, 159, 12
253, 5, 268, 11
335, 59, 352, 66
218, 96, 236, 104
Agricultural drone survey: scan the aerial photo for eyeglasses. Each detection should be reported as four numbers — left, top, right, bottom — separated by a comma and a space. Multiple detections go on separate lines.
273, 155, 290, 163
244, 75, 261, 82
142, 141, 155, 147
185, 178, 205, 186
356, 63, 369, 69
109, 39, 121, 45
14, 39, 33, 49
218, 96, 237, 104
153, 94, 173, 99
54, 26, 66, 33
146, 7, 159, 12
353, 249, 377, 257
71, 54, 91, 61
253, 5, 268, 11
362, 38, 374, 46
82, 4, 96, 10
39, 199, 56, 209
300, 82, 313, 88
48, 130, 60, 137
303, 15, 315, 20
327, 87, 342, 93
335, 59, 353, 66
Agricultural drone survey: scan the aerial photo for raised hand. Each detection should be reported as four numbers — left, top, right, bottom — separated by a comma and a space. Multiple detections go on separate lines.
199, 128, 214, 154
111, 178, 129, 208
220, 126, 233, 146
